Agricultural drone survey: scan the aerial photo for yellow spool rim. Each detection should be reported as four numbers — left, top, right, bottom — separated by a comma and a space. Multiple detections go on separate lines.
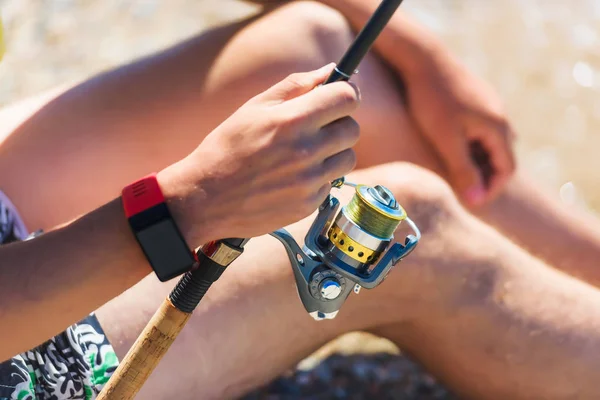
354, 184, 407, 221
328, 224, 382, 264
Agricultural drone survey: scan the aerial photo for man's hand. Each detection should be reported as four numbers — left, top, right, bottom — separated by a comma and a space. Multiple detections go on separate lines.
159, 63, 361, 245
403, 52, 516, 207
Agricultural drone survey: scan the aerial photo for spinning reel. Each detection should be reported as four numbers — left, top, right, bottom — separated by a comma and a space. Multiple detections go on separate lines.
270, 177, 421, 320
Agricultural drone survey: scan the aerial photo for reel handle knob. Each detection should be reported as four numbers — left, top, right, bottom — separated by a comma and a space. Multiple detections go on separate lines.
320, 278, 342, 300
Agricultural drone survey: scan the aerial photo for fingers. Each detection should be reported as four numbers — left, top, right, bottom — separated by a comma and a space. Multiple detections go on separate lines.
281, 80, 361, 129
475, 124, 516, 201
309, 116, 360, 160
313, 182, 335, 206
302, 149, 357, 209
321, 148, 357, 183
298, 119, 358, 188
257, 63, 336, 104
243, 149, 356, 221
434, 129, 486, 207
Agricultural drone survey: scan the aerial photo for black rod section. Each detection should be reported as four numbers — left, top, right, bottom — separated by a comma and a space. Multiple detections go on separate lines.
325, 0, 404, 84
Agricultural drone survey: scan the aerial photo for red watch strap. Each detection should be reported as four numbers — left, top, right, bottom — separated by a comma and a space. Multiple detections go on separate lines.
122, 173, 197, 281
122, 173, 165, 217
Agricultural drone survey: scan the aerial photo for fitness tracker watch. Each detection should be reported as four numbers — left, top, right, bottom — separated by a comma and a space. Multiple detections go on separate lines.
122, 173, 197, 282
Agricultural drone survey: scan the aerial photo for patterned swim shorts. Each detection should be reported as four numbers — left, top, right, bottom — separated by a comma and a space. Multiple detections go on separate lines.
0, 314, 119, 400
0, 189, 120, 399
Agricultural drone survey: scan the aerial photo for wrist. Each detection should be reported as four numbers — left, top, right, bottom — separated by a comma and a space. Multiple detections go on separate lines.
156, 161, 217, 248
121, 166, 211, 281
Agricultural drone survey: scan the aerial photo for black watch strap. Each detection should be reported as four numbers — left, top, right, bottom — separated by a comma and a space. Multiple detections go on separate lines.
122, 174, 197, 282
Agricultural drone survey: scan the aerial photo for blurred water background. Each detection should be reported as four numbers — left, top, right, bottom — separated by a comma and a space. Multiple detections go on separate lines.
2, 0, 600, 210
1, 0, 600, 396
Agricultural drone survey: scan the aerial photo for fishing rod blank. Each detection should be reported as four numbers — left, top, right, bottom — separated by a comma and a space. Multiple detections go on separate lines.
325, 0, 404, 83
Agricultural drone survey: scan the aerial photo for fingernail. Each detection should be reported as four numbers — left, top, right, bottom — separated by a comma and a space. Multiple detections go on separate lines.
318, 62, 336, 72
464, 185, 486, 206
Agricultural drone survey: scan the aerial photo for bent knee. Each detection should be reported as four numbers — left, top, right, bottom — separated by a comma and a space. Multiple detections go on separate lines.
287, 1, 354, 57
256, 1, 354, 69
203, 1, 356, 104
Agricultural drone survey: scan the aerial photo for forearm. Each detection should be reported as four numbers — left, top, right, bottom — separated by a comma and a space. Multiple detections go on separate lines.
0, 159, 209, 362
0, 197, 154, 361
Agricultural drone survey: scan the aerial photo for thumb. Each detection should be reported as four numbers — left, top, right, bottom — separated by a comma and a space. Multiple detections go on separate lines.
257, 63, 336, 104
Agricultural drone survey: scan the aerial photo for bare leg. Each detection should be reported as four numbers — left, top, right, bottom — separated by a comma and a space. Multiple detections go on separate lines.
97, 163, 600, 399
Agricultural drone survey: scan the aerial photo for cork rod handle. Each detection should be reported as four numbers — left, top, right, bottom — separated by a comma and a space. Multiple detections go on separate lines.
97, 299, 191, 400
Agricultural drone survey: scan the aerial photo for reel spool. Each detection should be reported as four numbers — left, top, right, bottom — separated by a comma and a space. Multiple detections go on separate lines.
325, 185, 405, 271
270, 179, 420, 320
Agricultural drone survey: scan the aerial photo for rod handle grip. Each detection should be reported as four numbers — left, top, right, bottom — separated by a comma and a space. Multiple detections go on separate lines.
97, 299, 191, 400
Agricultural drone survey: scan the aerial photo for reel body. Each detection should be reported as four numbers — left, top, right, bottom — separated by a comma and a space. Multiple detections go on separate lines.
270, 182, 420, 320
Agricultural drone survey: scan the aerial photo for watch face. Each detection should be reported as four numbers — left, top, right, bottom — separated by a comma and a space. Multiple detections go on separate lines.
136, 219, 195, 281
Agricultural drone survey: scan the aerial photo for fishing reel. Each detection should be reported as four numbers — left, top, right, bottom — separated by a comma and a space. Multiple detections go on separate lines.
270, 178, 421, 320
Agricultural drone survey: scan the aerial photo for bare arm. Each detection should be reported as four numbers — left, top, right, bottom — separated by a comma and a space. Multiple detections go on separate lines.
0, 164, 208, 361
0, 66, 361, 361
0, 197, 153, 362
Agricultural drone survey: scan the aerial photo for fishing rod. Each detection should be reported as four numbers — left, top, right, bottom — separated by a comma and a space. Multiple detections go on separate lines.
325, 0, 404, 83
98, 0, 418, 398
